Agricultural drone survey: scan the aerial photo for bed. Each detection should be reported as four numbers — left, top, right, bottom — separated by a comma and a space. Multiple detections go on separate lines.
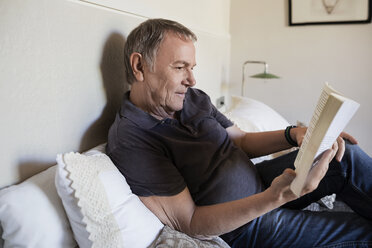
0, 95, 351, 248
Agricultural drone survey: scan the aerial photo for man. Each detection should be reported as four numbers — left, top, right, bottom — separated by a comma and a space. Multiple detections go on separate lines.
107, 19, 372, 247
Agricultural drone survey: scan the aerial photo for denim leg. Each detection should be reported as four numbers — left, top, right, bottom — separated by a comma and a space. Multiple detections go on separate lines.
254, 149, 297, 187
236, 144, 372, 247
336, 143, 372, 220
255, 144, 372, 212
228, 208, 372, 248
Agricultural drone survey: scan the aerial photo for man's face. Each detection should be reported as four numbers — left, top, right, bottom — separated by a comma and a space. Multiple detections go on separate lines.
143, 32, 196, 115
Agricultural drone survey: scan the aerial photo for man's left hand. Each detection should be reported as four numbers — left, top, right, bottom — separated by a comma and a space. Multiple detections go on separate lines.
335, 132, 358, 162
293, 128, 358, 162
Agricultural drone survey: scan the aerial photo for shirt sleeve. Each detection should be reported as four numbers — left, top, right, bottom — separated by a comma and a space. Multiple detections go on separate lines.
211, 104, 234, 129
191, 88, 233, 129
108, 132, 186, 197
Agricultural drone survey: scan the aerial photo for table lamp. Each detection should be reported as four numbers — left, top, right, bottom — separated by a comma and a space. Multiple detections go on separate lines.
241, 60, 280, 96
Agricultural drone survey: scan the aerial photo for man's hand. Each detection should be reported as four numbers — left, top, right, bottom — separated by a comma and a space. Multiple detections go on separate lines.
267, 140, 341, 202
267, 169, 298, 204
292, 127, 358, 162
334, 132, 358, 162
291, 126, 307, 147
300, 145, 337, 195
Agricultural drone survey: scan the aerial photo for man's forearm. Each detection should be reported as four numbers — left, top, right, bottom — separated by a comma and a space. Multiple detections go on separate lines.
241, 130, 293, 158
188, 188, 289, 237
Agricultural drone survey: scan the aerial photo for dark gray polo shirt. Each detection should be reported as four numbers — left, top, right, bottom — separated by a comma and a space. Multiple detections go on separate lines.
106, 88, 263, 206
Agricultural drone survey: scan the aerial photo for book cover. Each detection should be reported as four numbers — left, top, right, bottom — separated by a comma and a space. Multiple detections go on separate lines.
290, 83, 360, 196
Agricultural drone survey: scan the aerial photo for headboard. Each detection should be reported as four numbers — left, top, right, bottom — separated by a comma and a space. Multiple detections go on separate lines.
0, 0, 231, 188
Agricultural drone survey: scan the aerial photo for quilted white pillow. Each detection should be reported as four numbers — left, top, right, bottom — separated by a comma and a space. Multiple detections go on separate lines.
55, 145, 164, 248
0, 166, 77, 248
224, 95, 292, 163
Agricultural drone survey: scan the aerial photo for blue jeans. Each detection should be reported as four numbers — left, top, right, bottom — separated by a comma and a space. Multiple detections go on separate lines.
223, 143, 372, 248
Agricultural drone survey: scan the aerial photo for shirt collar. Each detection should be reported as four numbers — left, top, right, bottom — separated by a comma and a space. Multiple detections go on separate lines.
119, 91, 162, 129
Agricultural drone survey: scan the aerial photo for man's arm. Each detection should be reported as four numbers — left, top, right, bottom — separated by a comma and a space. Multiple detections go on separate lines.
138, 125, 339, 237
226, 125, 357, 161
140, 171, 296, 238
139, 147, 336, 238
226, 125, 306, 158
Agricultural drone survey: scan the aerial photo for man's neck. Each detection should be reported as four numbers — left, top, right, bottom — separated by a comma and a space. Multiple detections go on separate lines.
129, 86, 176, 120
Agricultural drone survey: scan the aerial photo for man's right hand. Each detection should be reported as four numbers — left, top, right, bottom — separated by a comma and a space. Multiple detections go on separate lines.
266, 144, 337, 204
266, 168, 298, 204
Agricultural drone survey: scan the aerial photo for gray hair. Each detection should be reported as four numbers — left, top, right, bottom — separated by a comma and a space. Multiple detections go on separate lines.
123, 18, 197, 85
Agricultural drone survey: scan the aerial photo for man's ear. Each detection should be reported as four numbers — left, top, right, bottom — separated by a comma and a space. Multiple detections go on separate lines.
130, 52, 144, 82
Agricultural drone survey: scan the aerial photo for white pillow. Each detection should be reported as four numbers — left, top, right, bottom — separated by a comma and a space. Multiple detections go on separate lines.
55, 145, 164, 248
225, 95, 292, 163
0, 166, 77, 248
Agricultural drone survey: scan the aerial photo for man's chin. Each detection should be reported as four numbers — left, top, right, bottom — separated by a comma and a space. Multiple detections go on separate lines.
170, 103, 184, 113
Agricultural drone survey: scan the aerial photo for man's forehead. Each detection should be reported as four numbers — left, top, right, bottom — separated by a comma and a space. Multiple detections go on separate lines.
160, 31, 194, 47
163, 30, 193, 42
156, 32, 196, 62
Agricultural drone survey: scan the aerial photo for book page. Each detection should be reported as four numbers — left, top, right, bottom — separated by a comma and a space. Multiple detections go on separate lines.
314, 97, 359, 159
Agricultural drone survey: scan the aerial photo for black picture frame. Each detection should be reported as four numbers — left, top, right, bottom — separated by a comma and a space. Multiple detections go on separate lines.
289, 0, 371, 26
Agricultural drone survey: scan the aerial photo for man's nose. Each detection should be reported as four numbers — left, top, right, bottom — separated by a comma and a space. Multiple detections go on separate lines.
185, 70, 196, 87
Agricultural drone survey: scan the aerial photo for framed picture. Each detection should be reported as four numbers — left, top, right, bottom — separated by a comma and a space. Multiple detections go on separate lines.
289, 0, 371, 26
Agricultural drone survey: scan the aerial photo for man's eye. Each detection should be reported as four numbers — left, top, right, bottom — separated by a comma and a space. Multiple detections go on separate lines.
176, 67, 183, 70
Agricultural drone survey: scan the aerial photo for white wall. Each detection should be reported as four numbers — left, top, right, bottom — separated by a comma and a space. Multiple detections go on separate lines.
230, 0, 372, 155
81, 0, 230, 36
0, 0, 230, 187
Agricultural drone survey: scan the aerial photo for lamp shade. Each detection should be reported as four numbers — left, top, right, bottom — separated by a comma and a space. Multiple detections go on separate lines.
250, 72, 280, 79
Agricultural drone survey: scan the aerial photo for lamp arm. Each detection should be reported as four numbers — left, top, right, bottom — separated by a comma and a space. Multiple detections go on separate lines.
241, 61, 268, 96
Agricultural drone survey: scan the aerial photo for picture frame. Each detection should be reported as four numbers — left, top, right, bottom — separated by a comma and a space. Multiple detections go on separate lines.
289, 0, 371, 26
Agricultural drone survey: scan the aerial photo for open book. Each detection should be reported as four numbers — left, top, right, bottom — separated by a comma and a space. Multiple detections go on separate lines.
290, 83, 360, 196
